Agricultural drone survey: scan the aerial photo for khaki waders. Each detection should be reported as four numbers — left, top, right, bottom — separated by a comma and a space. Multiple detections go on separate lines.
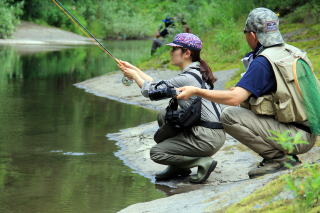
221, 106, 317, 178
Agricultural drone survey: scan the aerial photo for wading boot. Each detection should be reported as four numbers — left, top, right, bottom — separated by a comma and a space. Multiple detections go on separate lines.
155, 166, 191, 181
177, 157, 217, 184
248, 155, 301, 179
189, 157, 217, 184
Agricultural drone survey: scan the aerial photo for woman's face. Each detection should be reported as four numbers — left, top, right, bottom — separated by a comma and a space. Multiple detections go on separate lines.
170, 47, 187, 67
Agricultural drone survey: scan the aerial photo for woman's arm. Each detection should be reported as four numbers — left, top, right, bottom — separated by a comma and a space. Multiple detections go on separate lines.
118, 63, 145, 88
118, 60, 153, 82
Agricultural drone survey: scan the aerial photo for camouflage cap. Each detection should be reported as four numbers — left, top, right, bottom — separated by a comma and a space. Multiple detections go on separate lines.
244, 8, 284, 47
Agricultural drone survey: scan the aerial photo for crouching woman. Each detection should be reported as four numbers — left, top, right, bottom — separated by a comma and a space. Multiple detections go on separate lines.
118, 33, 225, 183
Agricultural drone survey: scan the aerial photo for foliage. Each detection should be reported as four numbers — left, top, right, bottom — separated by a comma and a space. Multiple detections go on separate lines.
222, 163, 320, 213
285, 164, 320, 211
0, 0, 23, 38
254, 0, 319, 17
269, 130, 320, 211
268, 130, 309, 154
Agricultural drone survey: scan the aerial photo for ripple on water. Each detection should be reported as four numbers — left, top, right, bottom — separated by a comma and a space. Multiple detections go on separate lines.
49, 150, 95, 156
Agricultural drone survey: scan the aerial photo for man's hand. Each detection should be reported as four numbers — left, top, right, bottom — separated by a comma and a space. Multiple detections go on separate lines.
176, 86, 199, 100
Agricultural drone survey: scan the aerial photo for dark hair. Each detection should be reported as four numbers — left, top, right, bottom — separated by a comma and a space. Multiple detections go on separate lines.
181, 48, 217, 88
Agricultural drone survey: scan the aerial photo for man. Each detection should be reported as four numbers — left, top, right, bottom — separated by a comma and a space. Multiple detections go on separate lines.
176, 8, 318, 178
151, 16, 175, 55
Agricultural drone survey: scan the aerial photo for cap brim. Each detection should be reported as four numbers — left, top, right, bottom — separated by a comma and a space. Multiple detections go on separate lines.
256, 30, 284, 47
166, 43, 183, 48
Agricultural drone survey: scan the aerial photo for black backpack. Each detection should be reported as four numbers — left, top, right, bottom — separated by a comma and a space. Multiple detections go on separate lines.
165, 71, 223, 129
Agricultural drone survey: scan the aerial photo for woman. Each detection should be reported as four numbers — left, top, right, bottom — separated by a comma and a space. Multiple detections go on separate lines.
118, 33, 225, 184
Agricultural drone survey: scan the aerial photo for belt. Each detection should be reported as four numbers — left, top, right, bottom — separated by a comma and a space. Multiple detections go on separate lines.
291, 122, 312, 134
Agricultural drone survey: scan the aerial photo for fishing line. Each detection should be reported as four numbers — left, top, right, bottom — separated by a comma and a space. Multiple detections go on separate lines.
52, 0, 117, 62
52, 0, 133, 86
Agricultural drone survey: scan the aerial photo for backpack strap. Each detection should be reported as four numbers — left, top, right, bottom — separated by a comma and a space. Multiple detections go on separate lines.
184, 71, 221, 119
184, 71, 206, 89
211, 101, 221, 119
198, 120, 223, 129
184, 71, 222, 128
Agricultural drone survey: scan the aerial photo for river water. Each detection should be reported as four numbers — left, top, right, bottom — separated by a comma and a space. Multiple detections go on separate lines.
0, 41, 165, 212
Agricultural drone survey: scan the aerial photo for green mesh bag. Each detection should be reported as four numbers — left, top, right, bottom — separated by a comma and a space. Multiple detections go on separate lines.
293, 58, 320, 134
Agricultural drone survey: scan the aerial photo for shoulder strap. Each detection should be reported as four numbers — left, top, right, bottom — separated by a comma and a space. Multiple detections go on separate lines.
184, 71, 220, 119
184, 71, 205, 89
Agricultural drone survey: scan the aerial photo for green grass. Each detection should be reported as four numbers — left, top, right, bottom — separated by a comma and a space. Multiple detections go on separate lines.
219, 163, 320, 213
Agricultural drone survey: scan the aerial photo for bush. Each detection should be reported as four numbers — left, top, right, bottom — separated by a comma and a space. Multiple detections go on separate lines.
285, 2, 320, 24
269, 130, 320, 211
0, 0, 23, 38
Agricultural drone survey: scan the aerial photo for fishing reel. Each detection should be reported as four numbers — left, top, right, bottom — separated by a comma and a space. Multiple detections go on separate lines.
122, 76, 133, 86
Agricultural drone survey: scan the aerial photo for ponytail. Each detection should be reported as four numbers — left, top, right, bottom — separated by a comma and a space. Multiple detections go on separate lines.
180, 48, 217, 87
191, 51, 217, 88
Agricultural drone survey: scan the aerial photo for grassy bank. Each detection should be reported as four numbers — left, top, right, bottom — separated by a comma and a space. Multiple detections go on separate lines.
220, 161, 320, 212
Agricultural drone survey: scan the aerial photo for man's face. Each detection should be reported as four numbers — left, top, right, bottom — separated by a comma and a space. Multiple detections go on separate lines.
245, 32, 258, 50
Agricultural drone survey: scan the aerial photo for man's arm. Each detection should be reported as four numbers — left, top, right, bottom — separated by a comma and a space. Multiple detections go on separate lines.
177, 86, 251, 106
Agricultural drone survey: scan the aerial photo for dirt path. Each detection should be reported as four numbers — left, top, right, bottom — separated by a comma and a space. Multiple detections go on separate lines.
75, 69, 320, 212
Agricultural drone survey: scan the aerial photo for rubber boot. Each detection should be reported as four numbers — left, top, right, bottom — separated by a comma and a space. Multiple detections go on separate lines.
155, 166, 191, 181
178, 157, 217, 184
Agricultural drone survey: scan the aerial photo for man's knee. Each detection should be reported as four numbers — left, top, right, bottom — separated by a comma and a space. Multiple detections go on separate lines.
221, 106, 238, 125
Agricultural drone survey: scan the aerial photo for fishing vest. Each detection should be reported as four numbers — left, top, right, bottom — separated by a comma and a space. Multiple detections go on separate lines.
240, 43, 313, 123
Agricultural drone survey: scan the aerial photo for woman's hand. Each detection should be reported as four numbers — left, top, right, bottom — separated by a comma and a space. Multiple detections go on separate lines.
176, 86, 199, 100
118, 63, 137, 80
118, 60, 140, 72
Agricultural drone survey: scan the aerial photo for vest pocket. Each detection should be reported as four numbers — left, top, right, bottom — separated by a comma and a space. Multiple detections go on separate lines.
276, 98, 295, 122
274, 56, 295, 83
249, 95, 275, 115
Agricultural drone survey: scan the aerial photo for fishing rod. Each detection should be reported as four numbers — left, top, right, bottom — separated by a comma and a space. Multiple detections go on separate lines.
52, 0, 133, 86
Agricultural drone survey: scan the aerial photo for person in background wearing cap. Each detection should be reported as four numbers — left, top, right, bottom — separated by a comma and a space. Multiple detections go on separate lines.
176, 8, 317, 178
118, 33, 225, 184
151, 16, 175, 55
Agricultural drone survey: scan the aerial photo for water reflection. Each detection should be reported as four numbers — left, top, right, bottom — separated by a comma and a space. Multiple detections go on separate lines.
0, 41, 164, 213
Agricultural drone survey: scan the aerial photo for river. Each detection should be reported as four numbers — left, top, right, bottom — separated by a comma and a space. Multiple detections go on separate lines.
0, 40, 165, 213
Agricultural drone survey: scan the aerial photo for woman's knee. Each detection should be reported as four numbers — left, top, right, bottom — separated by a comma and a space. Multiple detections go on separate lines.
150, 145, 166, 164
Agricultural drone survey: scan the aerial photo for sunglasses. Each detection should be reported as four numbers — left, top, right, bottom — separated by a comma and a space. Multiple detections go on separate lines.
171, 47, 187, 52
243, 30, 256, 34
